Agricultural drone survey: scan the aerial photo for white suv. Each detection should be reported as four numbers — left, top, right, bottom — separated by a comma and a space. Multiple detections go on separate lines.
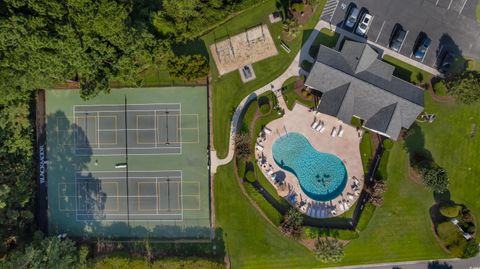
355, 13, 373, 36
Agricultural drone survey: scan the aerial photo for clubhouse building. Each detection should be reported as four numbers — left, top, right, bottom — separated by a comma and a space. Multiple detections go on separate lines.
305, 40, 424, 140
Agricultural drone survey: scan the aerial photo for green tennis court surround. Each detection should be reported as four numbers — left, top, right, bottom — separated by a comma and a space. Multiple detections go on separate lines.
45, 87, 210, 239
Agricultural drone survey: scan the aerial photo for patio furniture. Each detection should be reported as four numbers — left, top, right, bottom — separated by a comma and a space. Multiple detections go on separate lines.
256, 144, 264, 151
331, 210, 337, 216
353, 177, 360, 186
311, 120, 320, 129
263, 127, 272, 134
348, 194, 354, 200
338, 129, 344, 137
315, 122, 324, 131
331, 127, 337, 137
337, 125, 343, 136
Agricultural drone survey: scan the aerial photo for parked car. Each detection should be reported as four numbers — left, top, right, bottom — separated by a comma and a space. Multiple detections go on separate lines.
438, 51, 455, 73
389, 24, 407, 52
355, 13, 373, 35
345, 7, 360, 29
414, 34, 431, 59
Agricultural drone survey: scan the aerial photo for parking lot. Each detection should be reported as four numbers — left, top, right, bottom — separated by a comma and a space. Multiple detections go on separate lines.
330, 0, 480, 69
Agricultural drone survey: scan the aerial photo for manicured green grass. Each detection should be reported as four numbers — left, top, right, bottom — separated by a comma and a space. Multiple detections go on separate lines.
308, 28, 340, 57
215, 143, 449, 268
382, 55, 432, 85
281, 76, 315, 110
215, 162, 319, 269
418, 95, 480, 234
212, 0, 326, 158
359, 131, 375, 172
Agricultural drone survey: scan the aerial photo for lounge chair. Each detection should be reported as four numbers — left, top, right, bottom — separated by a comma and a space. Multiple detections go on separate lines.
331, 127, 337, 137
338, 129, 344, 137
315, 122, 324, 131
263, 127, 272, 134
331, 210, 336, 216
319, 126, 326, 133
348, 194, 354, 200
311, 120, 320, 129
256, 144, 264, 151
353, 177, 360, 186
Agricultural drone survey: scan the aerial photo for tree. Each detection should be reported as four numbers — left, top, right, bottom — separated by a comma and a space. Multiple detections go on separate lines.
0, 101, 35, 253
0, 0, 159, 100
421, 166, 449, 193
314, 237, 345, 263
2, 235, 87, 269
446, 71, 480, 104
166, 54, 209, 81
234, 133, 252, 161
462, 240, 479, 258
281, 208, 303, 239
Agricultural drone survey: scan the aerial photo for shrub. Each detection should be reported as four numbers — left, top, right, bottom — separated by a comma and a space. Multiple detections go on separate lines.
291, 2, 305, 12
437, 221, 461, 246
439, 203, 462, 218
302, 227, 359, 240
446, 71, 480, 104
281, 208, 304, 239
167, 54, 209, 81
368, 180, 387, 207
420, 166, 449, 193
234, 133, 252, 161
259, 102, 271, 114
433, 81, 448, 96
244, 169, 256, 183
462, 240, 480, 258
382, 139, 393, 150
314, 237, 345, 263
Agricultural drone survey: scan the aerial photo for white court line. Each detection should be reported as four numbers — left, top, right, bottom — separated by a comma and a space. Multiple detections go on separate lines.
458, 0, 468, 14
96, 112, 100, 148
154, 110, 158, 148
398, 30, 409, 53
156, 177, 159, 215
375, 20, 386, 43
75, 213, 182, 216
75, 146, 181, 150
436, 0, 440, 5
74, 102, 181, 107
75, 109, 181, 114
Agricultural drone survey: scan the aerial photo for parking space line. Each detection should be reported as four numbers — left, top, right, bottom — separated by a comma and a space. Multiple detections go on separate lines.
399, 30, 409, 53
421, 46, 430, 63
436, 0, 440, 5
447, 0, 453, 9
459, 0, 468, 14
375, 20, 386, 43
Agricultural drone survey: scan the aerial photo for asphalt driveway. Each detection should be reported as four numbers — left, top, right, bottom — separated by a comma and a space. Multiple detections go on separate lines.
330, 0, 480, 69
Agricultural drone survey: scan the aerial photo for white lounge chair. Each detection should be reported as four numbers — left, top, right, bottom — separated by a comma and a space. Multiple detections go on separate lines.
319, 126, 326, 133
348, 194, 354, 201
331, 127, 337, 137
256, 144, 264, 151
337, 125, 343, 136
331, 210, 336, 216
315, 122, 324, 131
311, 120, 320, 129
263, 127, 272, 134
353, 177, 360, 186
338, 129, 344, 137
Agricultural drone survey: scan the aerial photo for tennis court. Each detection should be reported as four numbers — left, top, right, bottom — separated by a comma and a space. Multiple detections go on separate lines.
44, 87, 210, 239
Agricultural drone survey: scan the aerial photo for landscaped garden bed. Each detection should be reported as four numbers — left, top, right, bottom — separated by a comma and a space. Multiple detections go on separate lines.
281, 76, 316, 110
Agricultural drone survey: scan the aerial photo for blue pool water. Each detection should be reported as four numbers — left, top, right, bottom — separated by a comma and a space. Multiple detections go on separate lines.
272, 132, 347, 201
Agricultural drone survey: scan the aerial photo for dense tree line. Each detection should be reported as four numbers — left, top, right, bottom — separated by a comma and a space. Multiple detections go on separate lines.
0, 0, 261, 262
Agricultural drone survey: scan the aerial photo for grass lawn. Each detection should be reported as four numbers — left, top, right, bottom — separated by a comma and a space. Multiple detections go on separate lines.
359, 131, 375, 172
418, 95, 480, 234
215, 143, 449, 268
382, 55, 432, 84
340, 143, 449, 264
211, 0, 326, 158
308, 28, 340, 57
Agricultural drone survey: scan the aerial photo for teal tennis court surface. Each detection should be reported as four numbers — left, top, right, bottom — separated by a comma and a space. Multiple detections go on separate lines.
45, 87, 210, 239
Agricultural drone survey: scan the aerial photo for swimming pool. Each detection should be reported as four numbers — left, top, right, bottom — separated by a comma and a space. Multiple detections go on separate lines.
272, 132, 347, 201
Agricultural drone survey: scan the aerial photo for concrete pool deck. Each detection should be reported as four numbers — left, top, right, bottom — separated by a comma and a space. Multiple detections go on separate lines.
255, 103, 365, 218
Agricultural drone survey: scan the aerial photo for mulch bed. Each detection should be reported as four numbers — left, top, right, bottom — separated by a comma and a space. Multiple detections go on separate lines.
427, 79, 455, 104
291, 5, 313, 25
408, 165, 423, 185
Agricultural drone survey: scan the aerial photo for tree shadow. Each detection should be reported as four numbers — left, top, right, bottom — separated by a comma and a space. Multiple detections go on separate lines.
435, 34, 464, 75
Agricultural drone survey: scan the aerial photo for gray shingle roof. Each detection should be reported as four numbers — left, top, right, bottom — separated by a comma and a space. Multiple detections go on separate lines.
305, 40, 424, 140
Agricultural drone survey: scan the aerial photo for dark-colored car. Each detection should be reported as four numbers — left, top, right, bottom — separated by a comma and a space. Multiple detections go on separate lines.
414, 34, 431, 59
345, 7, 360, 29
438, 52, 455, 73
389, 24, 407, 52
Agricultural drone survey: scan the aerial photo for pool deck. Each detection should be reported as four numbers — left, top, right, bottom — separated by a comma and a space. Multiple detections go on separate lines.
255, 103, 364, 218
